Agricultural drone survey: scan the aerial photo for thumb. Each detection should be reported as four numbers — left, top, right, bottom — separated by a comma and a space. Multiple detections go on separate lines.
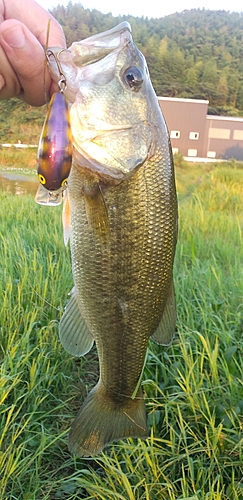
0, 19, 65, 105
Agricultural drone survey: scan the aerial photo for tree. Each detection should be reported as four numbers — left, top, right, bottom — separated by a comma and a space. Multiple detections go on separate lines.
236, 82, 243, 110
185, 67, 198, 87
227, 73, 240, 108
216, 73, 229, 106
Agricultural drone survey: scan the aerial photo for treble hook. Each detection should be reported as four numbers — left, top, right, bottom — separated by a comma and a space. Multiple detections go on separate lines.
45, 48, 67, 92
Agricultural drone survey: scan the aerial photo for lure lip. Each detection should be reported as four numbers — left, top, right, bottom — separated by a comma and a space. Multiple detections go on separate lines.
35, 183, 66, 206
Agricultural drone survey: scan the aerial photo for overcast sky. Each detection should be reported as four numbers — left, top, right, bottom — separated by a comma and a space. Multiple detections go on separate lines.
36, 0, 242, 19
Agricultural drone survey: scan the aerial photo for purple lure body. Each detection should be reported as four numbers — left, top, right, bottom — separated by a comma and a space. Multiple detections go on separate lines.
37, 92, 72, 191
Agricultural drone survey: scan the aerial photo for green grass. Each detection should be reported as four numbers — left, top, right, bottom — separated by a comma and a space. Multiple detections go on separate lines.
0, 161, 243, 499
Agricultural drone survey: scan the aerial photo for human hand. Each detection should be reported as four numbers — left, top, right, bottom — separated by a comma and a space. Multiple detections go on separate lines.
0, 0, 66, 105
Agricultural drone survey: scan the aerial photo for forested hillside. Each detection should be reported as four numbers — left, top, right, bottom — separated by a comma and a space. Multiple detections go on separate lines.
52, 5, 243, 113
1, 4, 243, 143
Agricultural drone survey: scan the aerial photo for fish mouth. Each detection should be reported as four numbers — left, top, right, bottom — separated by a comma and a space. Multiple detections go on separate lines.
71, 22, 132, 67
49, 22, 133, 94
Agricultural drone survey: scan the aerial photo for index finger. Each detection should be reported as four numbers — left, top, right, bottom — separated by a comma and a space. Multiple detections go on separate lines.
0, 0, 66, 48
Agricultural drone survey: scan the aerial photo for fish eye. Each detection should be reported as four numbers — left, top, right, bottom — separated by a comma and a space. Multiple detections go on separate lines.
123, 66, 143, 90
38, 173, 46, 185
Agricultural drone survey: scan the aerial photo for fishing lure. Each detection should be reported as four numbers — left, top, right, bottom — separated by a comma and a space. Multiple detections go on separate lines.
35, 48, 72, 206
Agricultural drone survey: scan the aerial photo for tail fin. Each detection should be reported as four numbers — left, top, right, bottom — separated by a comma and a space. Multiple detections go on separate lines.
68, 381, 148, 457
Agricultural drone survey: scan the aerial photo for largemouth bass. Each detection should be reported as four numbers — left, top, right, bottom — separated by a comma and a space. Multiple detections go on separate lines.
48, 22, 178, 457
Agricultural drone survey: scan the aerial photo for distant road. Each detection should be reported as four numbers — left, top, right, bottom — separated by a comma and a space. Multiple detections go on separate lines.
0, 144, 38, 148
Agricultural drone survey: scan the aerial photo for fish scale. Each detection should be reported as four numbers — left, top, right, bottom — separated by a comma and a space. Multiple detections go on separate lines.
65, 142, 177, 453
53, 22, 178, 456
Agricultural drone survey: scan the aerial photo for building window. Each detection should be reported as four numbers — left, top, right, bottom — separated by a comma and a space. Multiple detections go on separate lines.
172, 148, 179, 155
207, 151, 216, 158
233, 130, 243, 140
187, 149, 197, 157
170, 130, 180, 139
208, 128, 230, 139
189, 132, 199, 140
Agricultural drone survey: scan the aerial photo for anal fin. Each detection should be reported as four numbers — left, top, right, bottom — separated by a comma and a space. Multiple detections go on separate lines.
59, 287, 94, 356
151, 280, 176, 346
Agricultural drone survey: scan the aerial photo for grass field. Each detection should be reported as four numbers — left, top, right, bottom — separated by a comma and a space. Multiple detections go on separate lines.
0, 147, 37, 171
0, 160, 243, 499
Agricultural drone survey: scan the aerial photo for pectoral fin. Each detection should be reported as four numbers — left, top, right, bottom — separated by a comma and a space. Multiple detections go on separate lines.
151, 281, 176, 346
62, 188, 71, 246
59, 287, 94, 356
83, 182, 110, 245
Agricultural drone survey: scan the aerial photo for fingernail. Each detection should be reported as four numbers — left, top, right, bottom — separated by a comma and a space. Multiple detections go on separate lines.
2, 25, 26, 49
0, 75, 5, 91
